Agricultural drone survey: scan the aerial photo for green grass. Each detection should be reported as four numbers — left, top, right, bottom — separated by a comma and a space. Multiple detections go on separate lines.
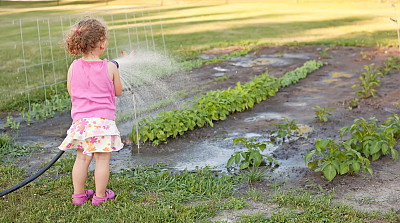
1, 157, 399, 222
1, 0, 400, 111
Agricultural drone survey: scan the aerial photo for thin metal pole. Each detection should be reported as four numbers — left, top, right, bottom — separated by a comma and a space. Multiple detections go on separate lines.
60, 16, 70, 71
158, 8, 167, 56
133, 11, 140, 49
110, 11, 118, 57
141, 8, 149, 50
19, 19, 31, 110
47, 18, 58, 97
147, 8, 156, 51
125, 12, 132, 51
37, 17, 48, 105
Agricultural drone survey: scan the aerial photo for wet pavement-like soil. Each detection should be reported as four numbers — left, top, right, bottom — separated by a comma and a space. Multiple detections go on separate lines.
2, 45, 400, 214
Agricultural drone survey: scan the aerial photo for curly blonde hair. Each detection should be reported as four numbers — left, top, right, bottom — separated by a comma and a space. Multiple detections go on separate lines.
64, 18, 108, 57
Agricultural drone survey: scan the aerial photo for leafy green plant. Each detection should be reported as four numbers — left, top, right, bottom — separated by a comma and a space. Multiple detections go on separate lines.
305, 138, 372, 182
4, 113, 20, 130
352, 64, 383, 98
270, 116, 299, 139
227, 137, 278, 170
340, 117, 398, 161
313, 105, 335, 122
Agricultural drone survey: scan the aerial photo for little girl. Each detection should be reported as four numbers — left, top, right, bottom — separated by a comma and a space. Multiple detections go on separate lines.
59, 17, 124, 206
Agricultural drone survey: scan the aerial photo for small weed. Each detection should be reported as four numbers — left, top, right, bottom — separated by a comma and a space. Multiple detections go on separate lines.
242, 166, 268, 183
313, 105, 335, 122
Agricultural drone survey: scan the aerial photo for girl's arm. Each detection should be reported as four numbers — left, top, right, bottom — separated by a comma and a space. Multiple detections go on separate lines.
107, 62, 123, 96
67, 66, 72, 97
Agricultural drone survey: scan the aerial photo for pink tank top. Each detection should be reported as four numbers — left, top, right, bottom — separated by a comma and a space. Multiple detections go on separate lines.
70, 58, 116, 123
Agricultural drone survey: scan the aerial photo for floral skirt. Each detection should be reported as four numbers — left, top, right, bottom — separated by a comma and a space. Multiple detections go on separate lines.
58, 117, 124, 156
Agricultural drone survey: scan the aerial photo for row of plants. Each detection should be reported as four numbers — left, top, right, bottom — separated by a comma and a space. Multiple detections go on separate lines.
4, 92, 71, 129
129, 60, 326, 145
305, 103, 400, 181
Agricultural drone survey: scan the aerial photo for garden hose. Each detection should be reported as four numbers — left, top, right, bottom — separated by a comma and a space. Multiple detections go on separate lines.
0, 150, 65, 197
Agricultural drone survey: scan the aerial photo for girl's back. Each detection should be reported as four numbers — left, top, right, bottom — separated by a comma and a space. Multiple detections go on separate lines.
70, 58, 116, 123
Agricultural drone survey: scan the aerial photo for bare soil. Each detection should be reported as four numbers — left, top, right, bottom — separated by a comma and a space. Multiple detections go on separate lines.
2, 45, 400, 215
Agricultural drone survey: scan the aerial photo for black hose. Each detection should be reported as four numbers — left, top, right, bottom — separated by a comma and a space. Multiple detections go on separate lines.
0, 150, 65, 197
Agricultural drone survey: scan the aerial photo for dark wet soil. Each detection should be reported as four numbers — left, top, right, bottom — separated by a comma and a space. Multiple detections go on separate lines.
2, 45, 400, 213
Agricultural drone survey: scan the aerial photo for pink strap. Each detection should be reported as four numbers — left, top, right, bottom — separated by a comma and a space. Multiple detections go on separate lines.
72, 193, 87, 199
93, 195, 107, 201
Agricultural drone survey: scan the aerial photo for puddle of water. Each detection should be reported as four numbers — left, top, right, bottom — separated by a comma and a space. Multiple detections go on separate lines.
282, 53, 312, 60
231, 57, 290, 67
213, 72, 225, 77
244, 112, 285, 122
105, 131, 278, 172
283, 102, 307, 107
213, 67, 229, 72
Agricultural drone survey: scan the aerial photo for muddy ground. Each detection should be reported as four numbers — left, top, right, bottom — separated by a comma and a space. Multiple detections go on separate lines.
2, 45, 400, 218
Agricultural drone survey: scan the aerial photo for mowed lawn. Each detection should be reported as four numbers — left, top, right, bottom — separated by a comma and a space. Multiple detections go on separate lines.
0, 0, 398, 110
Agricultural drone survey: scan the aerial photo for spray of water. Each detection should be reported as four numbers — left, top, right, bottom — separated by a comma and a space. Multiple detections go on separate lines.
113, 49, 189, 141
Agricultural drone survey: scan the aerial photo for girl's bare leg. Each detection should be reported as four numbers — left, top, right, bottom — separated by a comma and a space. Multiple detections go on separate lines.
93, 152, 111, 198
72, 149, 93, 194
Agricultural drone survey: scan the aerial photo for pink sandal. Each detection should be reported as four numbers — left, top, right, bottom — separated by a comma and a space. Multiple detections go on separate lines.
72, 189, 94, 205
92, 189, 115, 206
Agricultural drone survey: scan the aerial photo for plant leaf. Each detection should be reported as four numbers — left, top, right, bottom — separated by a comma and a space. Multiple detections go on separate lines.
323, 163, 337, 182
305, 150, 316, 164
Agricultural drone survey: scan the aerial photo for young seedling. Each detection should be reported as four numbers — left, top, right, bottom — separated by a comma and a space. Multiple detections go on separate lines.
352, 64, 383, 98
227, 137, 278, 170
313, 105, 335, 122
348, 98, 359, 110
270, 116, 299, 140
318, 48, 330, 59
